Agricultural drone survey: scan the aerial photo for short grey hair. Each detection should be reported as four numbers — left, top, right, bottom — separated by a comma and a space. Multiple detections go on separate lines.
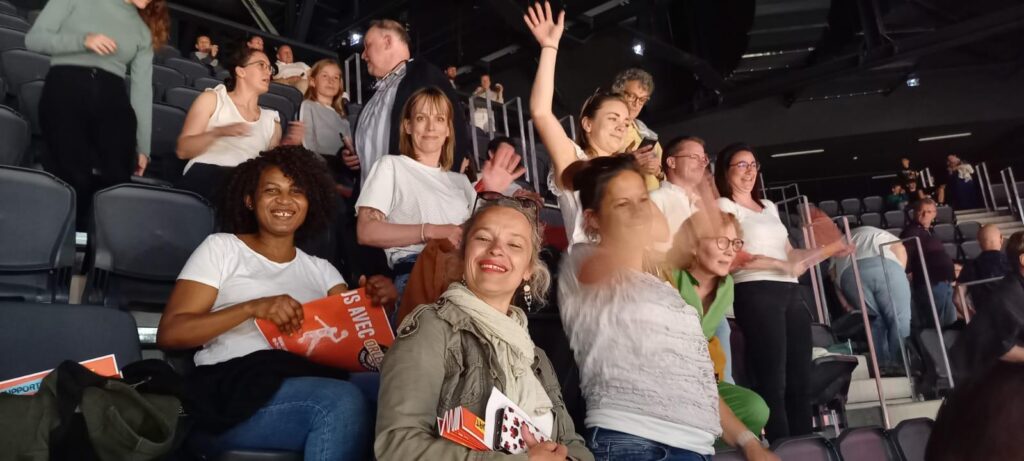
460, 201, 550, 307
612, 68, 655, 95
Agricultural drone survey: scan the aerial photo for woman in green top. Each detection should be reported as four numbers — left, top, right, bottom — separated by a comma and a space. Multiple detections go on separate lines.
668, 209, 770, 437
26, 0, 168, 228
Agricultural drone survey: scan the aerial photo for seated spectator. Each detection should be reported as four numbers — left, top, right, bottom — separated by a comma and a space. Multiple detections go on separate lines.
959, 224, 1012, 314
928, 362, 1024, 461
471, 73, 503, 132
157, 147, 396, 459
444, 64, 458, 90
649, 135, 710, 252
191, 34, 221, 71
246, 34, 264, 51
558, 154, 777, 460
355, 86, 521, 304
611, 67, 662, 190
300, 59, 350, 164
905, 180, 925, 201
829, 226, 911, 372
274, 44, 311, 93
176, 46, 303, 201
949, 231, 1024, 382
375, 198, 592, 460
897, 157, 919, 192
884, 183, 909, 211
901, 198, 958, 327
667, 209, 771, 436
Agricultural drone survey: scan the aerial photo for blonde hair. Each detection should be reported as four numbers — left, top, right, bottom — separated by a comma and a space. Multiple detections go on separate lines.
398, 87, 455, 170
461, 202, 550, 307
668, 210, 743, 271
304, 59, 346, 117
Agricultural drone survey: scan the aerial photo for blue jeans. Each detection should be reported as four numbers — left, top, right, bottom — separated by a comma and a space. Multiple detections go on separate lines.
713, 319, 734, 384
588, 427, 711, 461
929, 281, 958, 327
191, 377, 373, 460
391, 253, 420, 328
840, 258, 912, 367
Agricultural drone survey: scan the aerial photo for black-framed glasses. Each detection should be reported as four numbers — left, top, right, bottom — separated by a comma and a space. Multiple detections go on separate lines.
620, 91, 651, 105
473, 191, 541, 220
670, 154, 710, 166
704, 237, 744, 251
729, 161, 760, 172
243, 60, 277, 77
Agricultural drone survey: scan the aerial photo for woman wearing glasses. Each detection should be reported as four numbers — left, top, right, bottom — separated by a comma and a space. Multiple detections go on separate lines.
375, 197, 592, 461
714, 143, 814, 441
176, 46, 304, 201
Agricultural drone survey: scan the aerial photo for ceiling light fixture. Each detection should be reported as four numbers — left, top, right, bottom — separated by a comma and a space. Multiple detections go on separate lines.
632, 41, 645, 56
906, 73, 920, 87
918, 132, 972, 142
770, 148, 825, 158
349, 32, 362, 45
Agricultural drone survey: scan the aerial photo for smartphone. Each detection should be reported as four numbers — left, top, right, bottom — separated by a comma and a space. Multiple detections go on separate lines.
638, 137, 657, 150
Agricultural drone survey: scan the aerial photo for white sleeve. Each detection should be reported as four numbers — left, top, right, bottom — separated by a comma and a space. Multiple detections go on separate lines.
299, 101, 317, 152
649, 188, 668, 214
717, 197, 740, 216
177, 234, 231, 289
355, 156, 397, 217
457, 174, 477, 215
760, 199, 780, 218
314, 257, 346, 292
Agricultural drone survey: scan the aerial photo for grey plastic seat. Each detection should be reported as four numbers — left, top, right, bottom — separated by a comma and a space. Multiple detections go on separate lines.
16, 78, 42, 135
862, 195, 883, 213
0, 2, 18, 15
933, 223, 956, 243
841, 198, 862, 215
961, 240, 982, 260
0, 166, 75, 302
164, 85, 201, 112
956, 221, 980, 242
258, 92, 295, 132
153, 45, 181, 64
818, 200, 840, 217
0, 25, 24, 54
943, 242, 959, 260
84, 184, 214, 330
935, 205, 954, 224
837, 426, 901, 461
192, 76, 222, 91
149, 103, 187, 183
268, 82, 303, 109
152, 64, 186, 101
859, 212, 882, 228
163, 56, 210, 85
771, 434, 840, 461
0, 302, 141, 380
0, 104, 28, 166
0, 13, 29, 32
890, 417, 933, 461
885, 227, 902, 237
1, 48, 49, 96
884, 210, 905, 229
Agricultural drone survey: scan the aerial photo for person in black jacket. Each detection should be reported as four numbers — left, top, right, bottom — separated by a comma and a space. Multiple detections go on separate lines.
346, 19, 469, 187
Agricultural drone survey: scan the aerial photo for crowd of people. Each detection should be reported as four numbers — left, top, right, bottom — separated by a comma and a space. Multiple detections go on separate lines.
18, 0, 1024, 460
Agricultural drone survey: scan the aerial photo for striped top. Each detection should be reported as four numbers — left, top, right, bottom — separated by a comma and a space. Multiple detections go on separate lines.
355, 60, 409, 185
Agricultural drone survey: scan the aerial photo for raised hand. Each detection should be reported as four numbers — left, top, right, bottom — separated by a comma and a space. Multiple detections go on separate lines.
135, 153, 148, 176
480, 147, 526, 193
523, 2, 565, 49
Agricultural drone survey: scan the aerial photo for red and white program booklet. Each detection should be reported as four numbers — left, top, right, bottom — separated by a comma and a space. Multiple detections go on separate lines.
439, 387, 551, 454
0, 354, 121, 396
255, 288, 394, 372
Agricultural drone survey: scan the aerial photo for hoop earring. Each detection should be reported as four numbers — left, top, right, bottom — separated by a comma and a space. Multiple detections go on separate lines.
522, 281, 534, 312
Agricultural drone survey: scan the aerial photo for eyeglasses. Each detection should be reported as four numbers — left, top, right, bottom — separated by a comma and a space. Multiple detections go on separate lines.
243, 60, 277, 76
729, 161, 761, 172
704, 237, 745, 251
670, 154, 710, 166
473, 191, 541, 221
620, 91, 651, 105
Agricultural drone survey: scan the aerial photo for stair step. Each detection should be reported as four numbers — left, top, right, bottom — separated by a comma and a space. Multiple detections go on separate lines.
847, 377, 914, 404
852, 355, 869, 381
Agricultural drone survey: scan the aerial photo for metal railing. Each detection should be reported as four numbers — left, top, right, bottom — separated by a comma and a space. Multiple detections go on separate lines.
525, 115, 575, 198
342, 53, 363, 105
977, 162, 993, 211
1001, 167, 1024, 224
955, 276, 1004, 324
774, 194, 830, 325
766, 183, 802, 219
980, 163, 1000, 211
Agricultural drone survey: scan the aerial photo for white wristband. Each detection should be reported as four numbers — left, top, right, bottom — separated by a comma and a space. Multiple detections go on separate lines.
736, 430, 759, 448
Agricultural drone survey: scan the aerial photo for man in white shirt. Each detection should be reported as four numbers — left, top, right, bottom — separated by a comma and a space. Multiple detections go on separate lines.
274, 44, 311, 93
649, 136, 711, 251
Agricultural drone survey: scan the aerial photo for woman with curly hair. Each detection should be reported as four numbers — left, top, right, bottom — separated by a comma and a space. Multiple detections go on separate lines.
27, 0, 168, 229
158, 146, 395, 460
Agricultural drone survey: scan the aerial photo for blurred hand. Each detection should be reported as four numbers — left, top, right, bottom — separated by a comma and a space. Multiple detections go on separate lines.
523, 424, 567, 461
427, 224, 463, 249
215, 122, 251, 137
341, 137, 361, 170
523, 2, 565, 49
282, 121, 305, 146
359, 275, 398, 307
246, 294, 304, 335
210, 44, 219, 57
480, 147, 526, 193
134, 154, 148, 176
84, 33, 118, 55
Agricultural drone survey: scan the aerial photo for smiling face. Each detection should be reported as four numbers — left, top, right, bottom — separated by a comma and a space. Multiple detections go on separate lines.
311, 63, 341, 99
237, 51, 273, 93
667, 140, 709, 188
726, 150, 759, 198
277, 45, 293, 64
582, 99, 630, 155
463, 207, 535, 307
245, 166, 308, 238
588, 170, 652, 249
697, 222, 740, 277
403, 98, 451, 160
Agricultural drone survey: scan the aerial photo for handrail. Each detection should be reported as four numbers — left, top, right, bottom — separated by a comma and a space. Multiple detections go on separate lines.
342, 53, 363, 105
836, 216, 891, 429
527, 120, 541, 193
558, 115, 577, 143
981, 163, 999, 210
774, 194, 829, 324
977, 162, 992, 211
955, 276, 1004, 324
766, 183, 801, 225
1000, 169, 1014, 216
879, 237, 955, 391
1003, 167, 1024, 224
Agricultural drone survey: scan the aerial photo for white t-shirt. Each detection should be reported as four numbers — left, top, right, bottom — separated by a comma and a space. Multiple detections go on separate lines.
718, 197, 798, 284
178, 233, 346, 366
649, 181, 698, 253
275, 60, 311, 80
547, 143, 590, 248
558, 244, 721, 453
355, 155, 476, 268
185, 85, 280, 173
832, 226, 902, 279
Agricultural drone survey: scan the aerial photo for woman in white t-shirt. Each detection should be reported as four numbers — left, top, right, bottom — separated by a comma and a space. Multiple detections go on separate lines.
558, 155, 778, 461
714, 143, 814, 442
175, 46, 304, 201
157, 146, 396, 460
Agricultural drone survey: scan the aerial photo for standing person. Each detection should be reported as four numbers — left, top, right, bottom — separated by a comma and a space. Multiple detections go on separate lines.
444, 65, 458, 90
191, 34, 221, 71
375, 200, 593, 461
714, 143, 814, 441
559, 155, 778, 461
26, 0, 168, 229
176, 46, 303, 202
611, 67, 662, 189
274, 44, 311, 93
300, 59, 350, 164
959, 224, 1012, 312
649, 136, 711, 251
940, 154, 982, 210
900, 198, 958, 327
348, 19, 469, 185
471, 73, 503, 132
897, 157, 920, 192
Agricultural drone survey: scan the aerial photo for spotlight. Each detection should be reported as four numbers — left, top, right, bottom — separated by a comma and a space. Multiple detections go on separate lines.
906, 73, 920, 87
632, 41, 644, 56
350, 32, 363, 46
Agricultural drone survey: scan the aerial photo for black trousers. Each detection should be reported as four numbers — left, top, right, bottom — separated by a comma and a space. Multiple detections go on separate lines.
176, 163, 233, 206
733, 280, 813, 441
40, 66, 137, 230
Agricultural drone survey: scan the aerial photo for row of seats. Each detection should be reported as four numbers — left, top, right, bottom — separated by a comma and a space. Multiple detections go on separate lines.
715, 420, 933, 461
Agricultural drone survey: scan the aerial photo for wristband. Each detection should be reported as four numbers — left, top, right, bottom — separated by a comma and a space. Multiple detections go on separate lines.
420, 223, 426, 243
736, 430, 759, 448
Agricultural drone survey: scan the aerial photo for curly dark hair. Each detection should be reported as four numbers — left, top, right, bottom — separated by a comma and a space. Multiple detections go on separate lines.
218, 146, 335, 243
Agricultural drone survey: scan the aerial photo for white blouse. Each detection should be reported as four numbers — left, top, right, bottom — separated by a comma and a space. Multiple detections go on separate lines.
718, 197, 798, 284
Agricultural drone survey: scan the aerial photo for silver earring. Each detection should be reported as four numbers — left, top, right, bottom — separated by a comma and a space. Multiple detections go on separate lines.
522, 282, 534, 312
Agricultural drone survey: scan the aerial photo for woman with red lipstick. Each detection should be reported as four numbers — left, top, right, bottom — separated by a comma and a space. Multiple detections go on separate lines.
714, 143, 814, 441
176, 46, 304, 201
375, 198, 592, 461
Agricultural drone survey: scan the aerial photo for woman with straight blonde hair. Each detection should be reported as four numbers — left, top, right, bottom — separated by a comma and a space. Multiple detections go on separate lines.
300, 59, 352, 178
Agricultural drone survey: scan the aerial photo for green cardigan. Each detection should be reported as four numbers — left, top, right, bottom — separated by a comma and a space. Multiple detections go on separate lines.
674, 270, 735, 339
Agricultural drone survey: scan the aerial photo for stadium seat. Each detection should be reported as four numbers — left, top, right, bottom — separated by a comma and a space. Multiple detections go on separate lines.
84, 184, 215, 335
915, 329, 959, 394
935, 205, 954, 224
269, 81, 304, 109
862, 195, 883, 213
884, 210, 905, 229
0, 302, 141, 381
152, 64, 186, 101
0, 104, 28, 165
0, 166, 75, 302
836, 426, 901, 461
149, 103, 187, 183
771, 433, 840, 461
0, 2, 18, 15
885, 227, 902, 237
16, 78, 42, 135
838, 214, 859, 227
889, 417, 933, 461
192, 76, 222, 91
961, 240, 982, 259
841, 198, 862, 215
0, 24, 25, 53
859, 212, 882, 228
1, 48, 49, 96
818, 200, 840, 217
933, 223, 956, 243
154, 45, 181, 64
164, 85, 202, 113
258, 92, 295, 132
942, 242, 958, 260
0, 13, 29, 31
163, 56, 211, 85
956, 221, 980, 242
527, 312, 586, 432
